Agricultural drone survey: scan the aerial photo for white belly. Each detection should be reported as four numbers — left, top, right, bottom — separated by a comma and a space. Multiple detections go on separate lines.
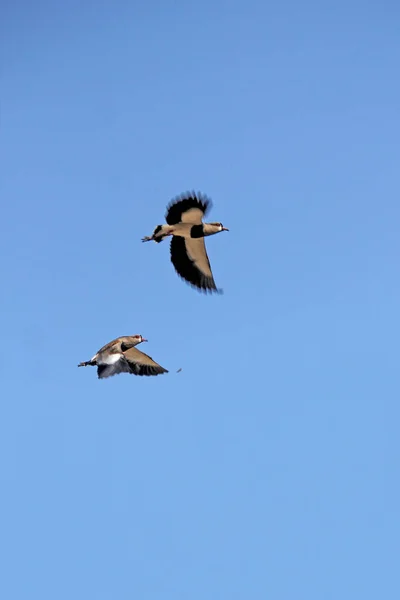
98, 353, 122, 365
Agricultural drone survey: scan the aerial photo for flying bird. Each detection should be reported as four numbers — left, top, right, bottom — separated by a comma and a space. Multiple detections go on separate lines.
78, 335, 168, 379
142, 191, 228, 293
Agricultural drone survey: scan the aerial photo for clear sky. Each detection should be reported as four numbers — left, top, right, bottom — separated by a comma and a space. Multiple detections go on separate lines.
1, 1, 399, 598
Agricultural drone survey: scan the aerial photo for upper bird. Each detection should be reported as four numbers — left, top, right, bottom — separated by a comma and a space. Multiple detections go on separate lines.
78, 335, 168, 379
142, 191, 228, 293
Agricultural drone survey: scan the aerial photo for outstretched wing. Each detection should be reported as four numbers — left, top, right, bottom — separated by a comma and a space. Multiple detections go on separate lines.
123, 347, 168, 377
170, 236, 219, 293
165, 191, 212, 225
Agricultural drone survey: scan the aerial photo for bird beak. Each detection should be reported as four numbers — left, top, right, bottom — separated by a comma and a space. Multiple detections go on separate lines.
222, 227, 229, 231
141, 338, 148, 342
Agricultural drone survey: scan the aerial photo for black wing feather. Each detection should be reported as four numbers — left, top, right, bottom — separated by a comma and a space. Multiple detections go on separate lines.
97, 359, 131, 379
165, 191, 212, 225
129, 362, 168, 377
170, 236, 219, 293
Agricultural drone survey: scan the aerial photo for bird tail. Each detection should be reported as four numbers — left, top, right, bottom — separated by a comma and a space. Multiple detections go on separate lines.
142, 225, 173, 243
77, 360, 95, 367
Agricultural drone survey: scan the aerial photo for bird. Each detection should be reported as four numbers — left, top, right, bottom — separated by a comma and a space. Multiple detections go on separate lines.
77, 335, 168, 379
142, 191, 228, 293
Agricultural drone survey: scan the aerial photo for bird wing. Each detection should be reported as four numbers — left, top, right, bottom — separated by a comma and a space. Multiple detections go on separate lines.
123, 347, 168, 377
97, 355, 131, 379
96, 337, 123, 354
165, 192, 212, 225
170, 236, 218, 292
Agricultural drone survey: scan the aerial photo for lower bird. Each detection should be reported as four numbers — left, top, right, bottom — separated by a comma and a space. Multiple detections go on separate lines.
78, 335, 168, 379
142, 191, 228, 293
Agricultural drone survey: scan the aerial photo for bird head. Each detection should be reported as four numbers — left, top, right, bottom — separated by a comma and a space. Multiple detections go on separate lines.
132, 334, 147, 345
209, 222, 229, 233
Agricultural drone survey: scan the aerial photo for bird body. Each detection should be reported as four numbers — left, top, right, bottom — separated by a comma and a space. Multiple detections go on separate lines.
78, 335, 168, 379
142, 192, 228, 292
144, 222, 226, 243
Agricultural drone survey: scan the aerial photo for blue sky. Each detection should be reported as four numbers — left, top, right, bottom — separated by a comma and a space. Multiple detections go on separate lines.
1, 1, 399, 598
